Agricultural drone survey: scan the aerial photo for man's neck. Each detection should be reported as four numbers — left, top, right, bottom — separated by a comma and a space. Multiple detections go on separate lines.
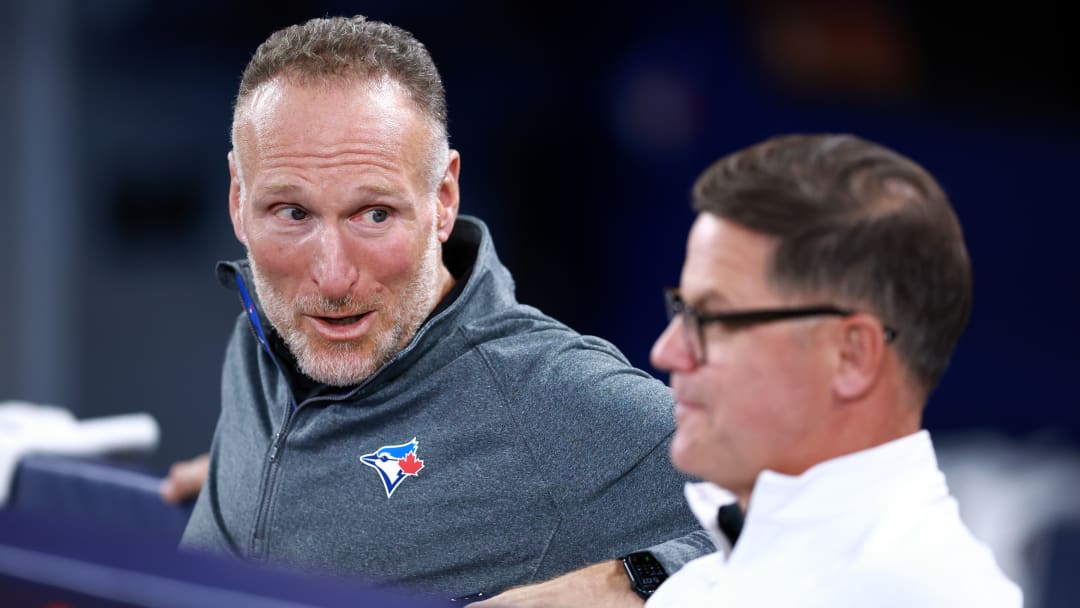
435, 262, 456, 305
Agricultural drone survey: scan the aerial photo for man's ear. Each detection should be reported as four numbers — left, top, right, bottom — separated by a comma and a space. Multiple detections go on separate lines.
435, 150, 461, 243
832, 315, 887, 401
228, 151, 247, 246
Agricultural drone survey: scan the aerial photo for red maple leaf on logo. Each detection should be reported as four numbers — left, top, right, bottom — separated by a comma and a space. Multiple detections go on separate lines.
399, 452, 424, 475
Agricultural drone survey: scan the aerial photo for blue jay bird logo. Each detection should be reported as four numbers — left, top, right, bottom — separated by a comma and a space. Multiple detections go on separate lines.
360, 438, 425, 498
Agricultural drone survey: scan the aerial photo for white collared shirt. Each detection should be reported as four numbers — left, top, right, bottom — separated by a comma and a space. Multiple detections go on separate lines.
647, 431, 1023, 607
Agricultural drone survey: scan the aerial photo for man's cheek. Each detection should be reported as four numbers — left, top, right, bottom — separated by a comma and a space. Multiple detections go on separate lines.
365, 246, 418, 282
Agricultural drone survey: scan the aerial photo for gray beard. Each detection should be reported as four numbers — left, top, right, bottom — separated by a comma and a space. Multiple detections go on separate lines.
248, 225, 443, 387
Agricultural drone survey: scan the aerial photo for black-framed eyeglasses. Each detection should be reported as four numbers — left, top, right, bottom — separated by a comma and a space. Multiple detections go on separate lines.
663, 287, 899, 365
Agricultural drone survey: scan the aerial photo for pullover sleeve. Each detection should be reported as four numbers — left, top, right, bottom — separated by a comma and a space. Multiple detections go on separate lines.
477, 326, 714, 581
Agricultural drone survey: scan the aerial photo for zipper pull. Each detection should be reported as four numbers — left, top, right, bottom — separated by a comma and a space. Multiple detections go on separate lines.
269, 432, 281, 461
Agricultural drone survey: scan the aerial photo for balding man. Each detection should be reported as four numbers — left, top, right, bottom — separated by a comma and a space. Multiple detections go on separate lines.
180, 15, 711, 604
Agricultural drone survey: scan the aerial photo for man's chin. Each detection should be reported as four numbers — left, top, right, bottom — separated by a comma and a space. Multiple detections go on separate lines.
670, 435, 709, 478
293, 340, 380, 387
299, 358, 377, 387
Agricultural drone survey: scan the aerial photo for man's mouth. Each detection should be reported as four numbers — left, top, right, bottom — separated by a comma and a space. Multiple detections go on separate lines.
304, 309, 376, 341
317, 313, 368, 326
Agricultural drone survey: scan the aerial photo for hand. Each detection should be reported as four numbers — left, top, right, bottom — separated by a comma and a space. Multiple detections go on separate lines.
472, 560, 643, 608
159, 452, 210, 504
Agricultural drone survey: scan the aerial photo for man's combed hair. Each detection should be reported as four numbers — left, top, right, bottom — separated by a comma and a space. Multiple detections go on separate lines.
231, 15, 449, 190
693, 134, 972, 398
235, 15, 447, 134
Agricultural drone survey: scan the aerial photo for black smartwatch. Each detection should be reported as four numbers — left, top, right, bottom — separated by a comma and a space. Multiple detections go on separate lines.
622, 551, 668, 599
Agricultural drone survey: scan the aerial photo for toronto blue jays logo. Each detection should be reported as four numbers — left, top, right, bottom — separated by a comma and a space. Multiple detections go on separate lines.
360, 438, 425, 498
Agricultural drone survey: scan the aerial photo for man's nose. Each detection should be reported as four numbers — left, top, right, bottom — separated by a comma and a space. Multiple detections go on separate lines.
311, 226, 359, 299
651, 318, 694, 373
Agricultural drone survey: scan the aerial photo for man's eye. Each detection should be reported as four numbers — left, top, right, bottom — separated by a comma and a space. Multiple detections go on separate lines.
367, 208, 389, 223
274, 207, 308, 221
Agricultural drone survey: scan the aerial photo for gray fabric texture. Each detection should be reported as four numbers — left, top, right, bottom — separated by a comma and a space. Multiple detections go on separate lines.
181, 216, 713, 598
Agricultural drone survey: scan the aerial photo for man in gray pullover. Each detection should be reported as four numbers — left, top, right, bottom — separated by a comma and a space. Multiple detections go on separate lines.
180, 15, 712, 604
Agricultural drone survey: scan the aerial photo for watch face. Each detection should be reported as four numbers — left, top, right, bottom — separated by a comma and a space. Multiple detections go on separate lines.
623, 551, 668, 597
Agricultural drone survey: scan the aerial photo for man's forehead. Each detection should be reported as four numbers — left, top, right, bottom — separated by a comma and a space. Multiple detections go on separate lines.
240, 75, 415, 126
685, 214, 776, 267
680, 213, 778, 306
231, 74, 435, 181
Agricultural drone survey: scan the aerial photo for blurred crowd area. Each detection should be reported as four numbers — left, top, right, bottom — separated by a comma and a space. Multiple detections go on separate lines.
1, 1, 1078, 604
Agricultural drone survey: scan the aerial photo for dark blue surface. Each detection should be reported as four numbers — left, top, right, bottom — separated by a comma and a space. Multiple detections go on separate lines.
0, 508, 453, 608
8, 454, 192, 546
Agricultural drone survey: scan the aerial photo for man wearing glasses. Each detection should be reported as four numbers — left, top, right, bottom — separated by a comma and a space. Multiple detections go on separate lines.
645, 134, 1022, 606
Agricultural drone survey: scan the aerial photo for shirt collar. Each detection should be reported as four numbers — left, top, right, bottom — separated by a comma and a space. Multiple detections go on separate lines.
684, 430, 943, 556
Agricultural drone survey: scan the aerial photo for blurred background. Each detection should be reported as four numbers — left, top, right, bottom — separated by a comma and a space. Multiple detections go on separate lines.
1, 0, 1078, 602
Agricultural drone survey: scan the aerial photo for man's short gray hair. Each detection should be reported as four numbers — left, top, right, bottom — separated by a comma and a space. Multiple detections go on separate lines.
232, 15, 449, 190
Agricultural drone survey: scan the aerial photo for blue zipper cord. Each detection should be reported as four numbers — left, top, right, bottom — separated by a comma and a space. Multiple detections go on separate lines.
234, 271, 298, 411
235, 272, 271, 350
